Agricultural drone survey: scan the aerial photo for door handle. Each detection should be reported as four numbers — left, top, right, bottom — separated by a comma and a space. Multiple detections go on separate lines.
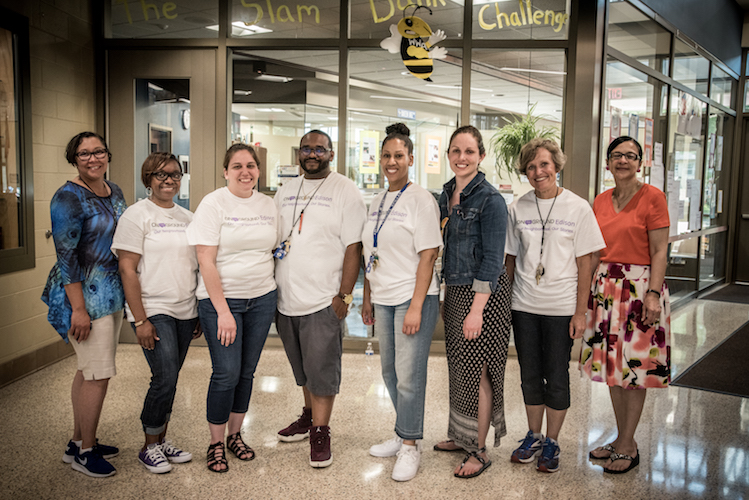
744, 214, 749, 220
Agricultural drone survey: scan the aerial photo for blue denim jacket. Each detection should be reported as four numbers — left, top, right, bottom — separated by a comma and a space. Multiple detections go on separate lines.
439, 172, 507, 293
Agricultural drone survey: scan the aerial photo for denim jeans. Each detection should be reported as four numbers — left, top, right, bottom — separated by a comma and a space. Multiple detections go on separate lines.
136, 314, 198, 435
511, 310, 573, 410
374, 295, 439, 440
200, 289, 277, 425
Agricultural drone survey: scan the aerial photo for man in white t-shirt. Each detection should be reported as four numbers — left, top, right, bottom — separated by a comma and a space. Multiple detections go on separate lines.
274, 130, 366, 468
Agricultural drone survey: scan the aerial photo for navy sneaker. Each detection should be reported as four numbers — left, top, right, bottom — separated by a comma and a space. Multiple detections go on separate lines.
65, 439, 119, 463
510, 430, 544, 464
72, 449, 117, 478
62, 440, 80, 464
537, 437, 560, 473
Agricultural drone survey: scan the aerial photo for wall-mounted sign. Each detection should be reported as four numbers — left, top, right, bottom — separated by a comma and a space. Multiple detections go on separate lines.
359, 130, 380, 174
425, 136, 441, 174
477, 0, 568, 33
380, 6, 447, 82
397, 108, 416, 120
608, 88, 622, 99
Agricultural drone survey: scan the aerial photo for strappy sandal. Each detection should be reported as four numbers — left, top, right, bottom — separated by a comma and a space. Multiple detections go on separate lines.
227, 432, 255, 461
207, 442, 228, 473
454, 446, 492, 479
433, 439, 464, 452
589, 443, 616, 460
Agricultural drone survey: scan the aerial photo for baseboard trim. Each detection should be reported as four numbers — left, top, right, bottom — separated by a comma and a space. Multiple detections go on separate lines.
0, 340, 74, 388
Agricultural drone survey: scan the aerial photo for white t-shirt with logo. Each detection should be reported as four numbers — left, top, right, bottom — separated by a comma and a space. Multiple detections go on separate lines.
186, 187, 277, 301
274, 172, 367, 316
112, 198, 198, 321
506, 188, 606, 316
362, 184, 442, 306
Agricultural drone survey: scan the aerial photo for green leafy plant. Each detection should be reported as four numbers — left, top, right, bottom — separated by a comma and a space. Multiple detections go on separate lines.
490, 103, 559, 179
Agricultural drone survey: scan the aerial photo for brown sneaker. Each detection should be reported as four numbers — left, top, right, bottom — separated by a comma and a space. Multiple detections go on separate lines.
309, 425, 332, 468
277, 407, 312, 442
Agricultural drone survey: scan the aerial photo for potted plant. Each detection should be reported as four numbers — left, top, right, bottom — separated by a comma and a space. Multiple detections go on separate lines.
490, 103, 559, 179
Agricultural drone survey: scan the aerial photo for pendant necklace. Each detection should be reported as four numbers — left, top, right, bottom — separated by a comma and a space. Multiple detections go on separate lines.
366, 181, 410, 273
79, 176, 116, 222
534, 187, 559, 285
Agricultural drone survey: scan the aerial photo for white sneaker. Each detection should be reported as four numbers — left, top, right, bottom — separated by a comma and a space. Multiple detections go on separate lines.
392, 444, 420, 481
160, 440, 193, 463
369, 435, 403, 457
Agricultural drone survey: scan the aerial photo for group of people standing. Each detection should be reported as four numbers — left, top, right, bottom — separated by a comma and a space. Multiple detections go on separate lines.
42, 125, 670, 482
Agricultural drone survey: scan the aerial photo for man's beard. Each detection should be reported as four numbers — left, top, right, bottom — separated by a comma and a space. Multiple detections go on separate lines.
301, 157, 328, 176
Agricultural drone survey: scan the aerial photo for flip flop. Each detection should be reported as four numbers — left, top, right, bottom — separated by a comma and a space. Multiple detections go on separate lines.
603, 450, 639, 474
454, 448, 492, 479
433, 440, 464, 452
589, 443, 616, 460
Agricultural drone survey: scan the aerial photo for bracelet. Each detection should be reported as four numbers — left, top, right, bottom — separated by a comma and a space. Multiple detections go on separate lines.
646, 289, 661, 298
134, 319, 147, 328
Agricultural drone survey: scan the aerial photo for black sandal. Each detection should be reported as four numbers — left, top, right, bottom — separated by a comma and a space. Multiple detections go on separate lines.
227, 432, 255, 461
454, 446, 492, 479
207, 442, 229, 473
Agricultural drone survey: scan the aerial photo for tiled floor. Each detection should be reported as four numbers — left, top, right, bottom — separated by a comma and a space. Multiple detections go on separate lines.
1, 298, 748, 499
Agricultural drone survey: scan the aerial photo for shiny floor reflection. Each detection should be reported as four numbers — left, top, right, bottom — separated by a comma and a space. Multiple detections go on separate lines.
1, 298, 747, 499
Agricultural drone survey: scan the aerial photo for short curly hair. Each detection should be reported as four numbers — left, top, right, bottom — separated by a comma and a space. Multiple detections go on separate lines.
517, 138, 566, 175
141, 152, 180, 188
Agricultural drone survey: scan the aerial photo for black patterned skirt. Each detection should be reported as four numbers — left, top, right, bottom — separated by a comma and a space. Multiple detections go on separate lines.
444, 273, 512, 452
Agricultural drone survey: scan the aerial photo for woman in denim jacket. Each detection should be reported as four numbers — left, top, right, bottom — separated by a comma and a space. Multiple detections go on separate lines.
433, 125, 511, 479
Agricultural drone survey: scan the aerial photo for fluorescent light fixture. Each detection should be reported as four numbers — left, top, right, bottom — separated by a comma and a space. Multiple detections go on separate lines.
426, 84, 493, 92
500, 67, 567, 75
147, 82, 164, 91
255, 74, 293, 83
349, 107, 383, 113
370, 95, 430, 103
240, 115, 250, 120
206, 22, 272, 36
256, 108, 285, 112
234, 90, 252, 95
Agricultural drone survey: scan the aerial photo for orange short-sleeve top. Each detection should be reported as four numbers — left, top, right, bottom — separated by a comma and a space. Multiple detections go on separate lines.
594, 184, 670, 265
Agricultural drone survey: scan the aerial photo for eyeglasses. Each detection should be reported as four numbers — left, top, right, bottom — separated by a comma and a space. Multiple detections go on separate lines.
300, 146, 332, 156
76, 149, 108, 161
609, 152, 641, 161
152, 171, 184, 181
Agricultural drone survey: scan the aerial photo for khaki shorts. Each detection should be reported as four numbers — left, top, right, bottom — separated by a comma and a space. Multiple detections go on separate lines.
70, 311, 123, 380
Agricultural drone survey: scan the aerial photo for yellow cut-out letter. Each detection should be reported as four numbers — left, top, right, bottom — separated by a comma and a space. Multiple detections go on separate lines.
163, 2, 177, 19
370, 0, 395, 23
297, 5, 320, 23
478, 5, 496, 30
510, 11, 521, 26
277, 4, 293, 22
397, 0, 414, 11
241, 1, 264, 25
553, 13, 568, 32
115, 0, 133, 24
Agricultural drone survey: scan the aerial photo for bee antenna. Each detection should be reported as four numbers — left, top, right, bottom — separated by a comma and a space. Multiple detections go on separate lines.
413, 5, 433, 16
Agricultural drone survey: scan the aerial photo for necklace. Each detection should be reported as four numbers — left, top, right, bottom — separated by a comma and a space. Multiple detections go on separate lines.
78, 177, 116, 222
534, 187, 559, 285
612, 182, 641, 211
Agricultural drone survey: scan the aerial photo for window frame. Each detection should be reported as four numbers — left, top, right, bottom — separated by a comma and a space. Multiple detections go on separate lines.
0, 8, 34, 275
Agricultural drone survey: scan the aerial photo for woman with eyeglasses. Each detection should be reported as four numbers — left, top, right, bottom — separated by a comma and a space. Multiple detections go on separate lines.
361, 123, 441, 482
43, 132, 127, 478
186, 144, 278, 473
112, 152, 199, 474
581, 136, 671, 475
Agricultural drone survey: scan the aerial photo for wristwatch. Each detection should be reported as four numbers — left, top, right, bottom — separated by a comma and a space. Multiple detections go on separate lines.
337, 292, 353, 305
134, 319, 147, 328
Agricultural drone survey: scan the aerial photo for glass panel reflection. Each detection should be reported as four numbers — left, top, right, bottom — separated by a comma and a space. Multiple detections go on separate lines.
607, 0, 670, 75
231, 0, 340, 38
699, 231, 726, 290
673, 39, 710, 95
0, 27, 20, 250
109, 0, 219, 38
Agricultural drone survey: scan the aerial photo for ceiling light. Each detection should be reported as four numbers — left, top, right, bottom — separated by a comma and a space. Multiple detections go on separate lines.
234, 90, 252, 95
256, 108, 285, 112
206, 23, 272, 36
255, 74, 293, 83
370, 95, 431, 103
500, 67, 567, 75
349, 107, 383, 113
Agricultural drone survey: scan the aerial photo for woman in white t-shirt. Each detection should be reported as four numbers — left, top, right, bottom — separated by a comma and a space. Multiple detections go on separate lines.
361, 123, 442, 482
113, 152, 199, 474
186, 144, 278, 473
504, 139, 605, 473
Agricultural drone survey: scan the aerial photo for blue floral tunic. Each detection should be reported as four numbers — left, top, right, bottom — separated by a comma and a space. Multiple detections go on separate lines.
42, 181, 127, 341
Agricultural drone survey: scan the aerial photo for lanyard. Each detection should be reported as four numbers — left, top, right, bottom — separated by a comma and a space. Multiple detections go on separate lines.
285, 175, 328, 241
372, 182, 410, 249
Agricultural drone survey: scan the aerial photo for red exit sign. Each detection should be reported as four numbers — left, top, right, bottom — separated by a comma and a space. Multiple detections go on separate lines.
608, 88, 622, 99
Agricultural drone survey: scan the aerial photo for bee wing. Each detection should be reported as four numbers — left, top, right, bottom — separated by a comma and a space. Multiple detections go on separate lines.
380, 24, 402, 54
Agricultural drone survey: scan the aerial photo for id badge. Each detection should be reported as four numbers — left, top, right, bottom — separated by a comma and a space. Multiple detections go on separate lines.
273, 240, 290, 259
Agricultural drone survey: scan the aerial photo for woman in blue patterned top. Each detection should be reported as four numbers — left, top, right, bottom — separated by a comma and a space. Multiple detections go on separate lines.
42, 132, 127, 479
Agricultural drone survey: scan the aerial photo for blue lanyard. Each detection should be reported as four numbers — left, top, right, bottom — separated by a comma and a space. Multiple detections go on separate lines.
372, 182, 410, 249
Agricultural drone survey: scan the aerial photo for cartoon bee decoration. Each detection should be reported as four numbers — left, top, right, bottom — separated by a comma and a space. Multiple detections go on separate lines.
380, 5, 447, 82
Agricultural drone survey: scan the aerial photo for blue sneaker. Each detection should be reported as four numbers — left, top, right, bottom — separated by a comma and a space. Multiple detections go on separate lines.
537, 437, 560, 473
511, 430, 544, 464
72, 449, 117, 478
138, 443, 173, 474
64, 439, 119, 463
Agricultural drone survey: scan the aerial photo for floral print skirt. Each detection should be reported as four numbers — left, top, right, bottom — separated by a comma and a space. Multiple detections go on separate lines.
580, 262, 671, 389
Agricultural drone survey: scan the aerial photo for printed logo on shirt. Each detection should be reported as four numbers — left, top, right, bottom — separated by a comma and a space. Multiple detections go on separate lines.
223, 215, 275, 227
368, 209, 407, 223
151, 221, 188, 234
517, 218, 576, 234
281, 195, 333, 209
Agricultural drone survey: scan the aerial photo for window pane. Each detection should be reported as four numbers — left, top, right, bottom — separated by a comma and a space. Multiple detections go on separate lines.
346, 48, 461, 193
232, 50, 339, 192
0, 27, 20, 250
350, 0, 464, 40
673, 39, 709, 95
700, 231, 726, 290
709, 66, 734, 108
702, 108, 732, 230
668, 90, 705, 236
231, 0, 339, 38
473, 0, 569, 40
666, 236, 697, 300
109, 0, 219, 38
600, 57, 662, 194
607, 0, 670, 75
470, 49, 564, 203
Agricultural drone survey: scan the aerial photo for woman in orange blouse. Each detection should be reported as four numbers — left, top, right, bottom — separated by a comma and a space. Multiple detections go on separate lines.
581, 136, 670, 475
